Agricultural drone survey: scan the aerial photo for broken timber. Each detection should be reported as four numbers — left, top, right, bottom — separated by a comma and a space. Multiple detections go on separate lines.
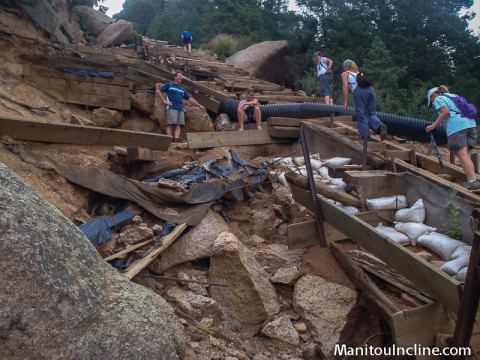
0, 116, 172, 151
122, 223, 187, 279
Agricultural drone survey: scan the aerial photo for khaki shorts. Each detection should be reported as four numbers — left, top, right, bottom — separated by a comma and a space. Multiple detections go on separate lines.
166, 109, 185, 126
448, 127, 477, 151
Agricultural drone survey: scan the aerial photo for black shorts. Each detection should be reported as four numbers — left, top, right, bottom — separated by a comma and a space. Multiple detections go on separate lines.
183, 36, 192, 45
244, 106, 255, 123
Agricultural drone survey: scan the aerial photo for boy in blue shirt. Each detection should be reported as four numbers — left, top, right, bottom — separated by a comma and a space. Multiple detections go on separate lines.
182, 31, 192, 54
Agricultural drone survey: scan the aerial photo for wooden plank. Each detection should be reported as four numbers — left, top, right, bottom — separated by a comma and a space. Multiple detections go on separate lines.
385, 149, 414, 161
269, 126, 300, 138
103, 239, 154, 262
194, 92, 220, 113
42, 88, 131, 111
0, 116, 172, 151
330, 241, 399, 318
394, 159, 480, 204
391, 302, 455, 348
285, 172, 362, 207
127, 147, 154, 161
187, 127, 290, 148
287, 220, 348, 250
302, 122, 385, 169
289, 183, 462, 312
26, 73, 130, 98
122, 223, 187, 279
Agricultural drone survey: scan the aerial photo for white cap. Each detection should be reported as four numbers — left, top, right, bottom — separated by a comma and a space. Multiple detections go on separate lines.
427, 87, 439, 106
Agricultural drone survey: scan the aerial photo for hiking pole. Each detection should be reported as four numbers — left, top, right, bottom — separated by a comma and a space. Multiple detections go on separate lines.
429, 132, 445, 171
311, 68, 318, 102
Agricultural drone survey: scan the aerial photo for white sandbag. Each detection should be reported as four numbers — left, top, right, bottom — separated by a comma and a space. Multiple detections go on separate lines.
293, 156, 305, 166
454, 267, 468, 282
440, 254, 470, 276
310, 159, 324, 171
394, 199, 426, 223
277, 172, 288, 187
273, 157, 295, 169
450, 245, 471, 260
375, 223, 410, 245
313, 174, 323, 182
298, 168, 308, 177
311, 153, 322, 160
417, 232, 464, 260
344, 206, 360, 214
324, 157, 352, 166
394, 222, 437, 246
329, 178, 347, 191
366, 195, 408, 211
318, 167, 331, 181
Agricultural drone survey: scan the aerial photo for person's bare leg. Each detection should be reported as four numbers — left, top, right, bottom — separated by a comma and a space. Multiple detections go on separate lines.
456, 147, 476, 179
174, 124, 181, 139
325, 96, 333, 105
188, 43, 192, 53
254, 107, 262, 128
166, 124, 173, 136
237, 109, 246, 130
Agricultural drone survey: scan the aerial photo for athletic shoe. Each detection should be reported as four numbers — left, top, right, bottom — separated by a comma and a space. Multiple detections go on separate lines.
379, 124, 388, 141
257, 126, 262, 130
238, 128, 244, 131
463, 179, 480, 190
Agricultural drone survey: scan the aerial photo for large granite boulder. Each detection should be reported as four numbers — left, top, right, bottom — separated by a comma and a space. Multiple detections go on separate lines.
73, 5, 113, 37
96, 20, 135, 47
0, 162, 185, 359
210, 232, 280, 326
226, 40, 297, 86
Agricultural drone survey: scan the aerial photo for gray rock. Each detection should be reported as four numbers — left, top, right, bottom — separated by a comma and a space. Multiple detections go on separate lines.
293, 275, 356, 358
131, 92, 155, 115
73, 5, 113, 36
0, 162, 185, 359
149, 209, 230, 274
92, 107, 123, 127
118, 226, 154, 246
19, 0, 58, 36
164, 285, 223, 322
210, 232, 280, 326
271, 265, 302, 286
254, 244, 306, 274
214, 113, 236, 131
96, 20, 135, 47
261, 316, 300, 345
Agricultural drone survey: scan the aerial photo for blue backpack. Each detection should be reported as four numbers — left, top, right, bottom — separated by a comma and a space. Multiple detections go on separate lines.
443, 94, 477, 119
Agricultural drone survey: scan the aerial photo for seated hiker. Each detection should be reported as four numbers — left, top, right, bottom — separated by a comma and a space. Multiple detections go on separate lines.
237, 88, 262, 131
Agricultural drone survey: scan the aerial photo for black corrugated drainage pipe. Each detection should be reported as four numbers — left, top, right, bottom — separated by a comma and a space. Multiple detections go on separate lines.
219, 99, 447, 145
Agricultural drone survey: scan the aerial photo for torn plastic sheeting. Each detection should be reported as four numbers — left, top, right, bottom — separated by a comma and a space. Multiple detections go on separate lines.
144, 150, 264, 188
45, 66, 123, 78
15, 152, 217, 226
79, 210, 136, 247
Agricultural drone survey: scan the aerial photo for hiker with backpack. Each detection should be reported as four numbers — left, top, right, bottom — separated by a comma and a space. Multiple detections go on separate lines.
314, 52, 333, 105
341, 59, 387, 141
426, 85, 480, 190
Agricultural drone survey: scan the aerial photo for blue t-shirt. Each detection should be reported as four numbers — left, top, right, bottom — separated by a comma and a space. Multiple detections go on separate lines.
317, 57, 328, 76
434, 93, 476, 136
159, 82, 190, 112
182, 31, 192, 38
